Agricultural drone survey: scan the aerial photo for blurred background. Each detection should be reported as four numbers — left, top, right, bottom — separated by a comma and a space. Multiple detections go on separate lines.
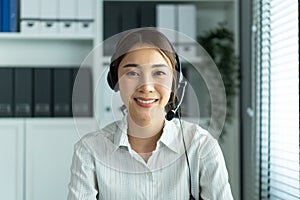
0, 0, 298, 199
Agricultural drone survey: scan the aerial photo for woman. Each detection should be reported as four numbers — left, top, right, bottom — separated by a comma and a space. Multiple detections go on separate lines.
68, 28, 233, 200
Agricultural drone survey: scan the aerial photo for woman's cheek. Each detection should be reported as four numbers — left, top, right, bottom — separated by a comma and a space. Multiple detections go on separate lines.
119, 81, 136, 105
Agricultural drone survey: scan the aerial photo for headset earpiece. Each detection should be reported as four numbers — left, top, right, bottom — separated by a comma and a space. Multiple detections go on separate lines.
174, 53, 183, 88
107, 62, 119, 92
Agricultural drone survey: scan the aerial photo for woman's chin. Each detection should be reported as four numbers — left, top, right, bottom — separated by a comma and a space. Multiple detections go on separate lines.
129, 112, 152, 127
127, 104, 165, 126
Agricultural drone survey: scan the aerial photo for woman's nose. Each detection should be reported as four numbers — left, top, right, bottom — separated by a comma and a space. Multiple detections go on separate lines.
138, 75, 155, 93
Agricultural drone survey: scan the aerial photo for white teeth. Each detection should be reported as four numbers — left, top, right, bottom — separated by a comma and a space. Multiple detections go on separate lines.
136, 98, 156, 104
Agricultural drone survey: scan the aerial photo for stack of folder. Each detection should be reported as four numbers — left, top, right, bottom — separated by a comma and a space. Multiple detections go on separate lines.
0, 67, 93, 118
156, 4, 197, 58
0, 0, 95, 35
20, 0, 95, 35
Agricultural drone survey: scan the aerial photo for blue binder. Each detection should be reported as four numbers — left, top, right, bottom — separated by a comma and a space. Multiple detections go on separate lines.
10, 0, 18, 32
0, 0, 3, 31
2, 0, 10, 32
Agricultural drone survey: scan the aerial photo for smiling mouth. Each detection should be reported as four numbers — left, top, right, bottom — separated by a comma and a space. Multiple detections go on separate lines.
134, 98, 158, 104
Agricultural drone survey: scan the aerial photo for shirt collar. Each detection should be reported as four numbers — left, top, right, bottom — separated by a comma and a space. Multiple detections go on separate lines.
158, 119, 181, 154
113, 116, 130, 151
112, 115, 182, 154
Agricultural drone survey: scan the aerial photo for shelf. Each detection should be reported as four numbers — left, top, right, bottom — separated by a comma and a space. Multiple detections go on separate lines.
0, 34, 93, 66
0, 117, 95, 121
0, 33, 93, 41
104, 0, 235, 2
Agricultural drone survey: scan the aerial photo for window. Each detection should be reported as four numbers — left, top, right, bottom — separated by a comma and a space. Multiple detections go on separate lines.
253, 0, 299, 199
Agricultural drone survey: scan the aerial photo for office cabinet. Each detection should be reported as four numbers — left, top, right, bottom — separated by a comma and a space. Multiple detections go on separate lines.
0, 120, 24, 200
25, 118, 96, 200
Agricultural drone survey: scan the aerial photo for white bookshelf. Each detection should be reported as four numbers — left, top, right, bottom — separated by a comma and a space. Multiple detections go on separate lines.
0, 33, 93, 40
0, 35, 93, 66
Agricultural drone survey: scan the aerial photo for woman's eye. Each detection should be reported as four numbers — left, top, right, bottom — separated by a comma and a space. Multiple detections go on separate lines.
154, 71, 167, 76
126, 71, 140, 77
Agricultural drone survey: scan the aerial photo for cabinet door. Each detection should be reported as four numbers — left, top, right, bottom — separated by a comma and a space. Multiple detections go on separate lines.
25, 118, 96, 200
0, 119, 24, 200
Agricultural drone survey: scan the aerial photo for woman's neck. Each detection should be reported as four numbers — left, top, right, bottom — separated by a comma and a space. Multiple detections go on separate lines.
127, 115, 165, 155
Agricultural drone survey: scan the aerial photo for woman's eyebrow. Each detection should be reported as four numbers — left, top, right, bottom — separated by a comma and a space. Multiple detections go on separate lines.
121, 63, 169, 68
151, 64, 169, 68
121, 63, 139, 68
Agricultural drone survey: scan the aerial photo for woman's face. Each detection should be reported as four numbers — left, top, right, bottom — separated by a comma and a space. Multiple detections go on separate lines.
117, 47, 174, 126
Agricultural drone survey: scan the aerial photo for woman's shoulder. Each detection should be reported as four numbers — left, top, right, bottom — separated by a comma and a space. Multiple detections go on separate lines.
74, 120, 123, 151
171, 118, 211, 137
172, 118, 218, 158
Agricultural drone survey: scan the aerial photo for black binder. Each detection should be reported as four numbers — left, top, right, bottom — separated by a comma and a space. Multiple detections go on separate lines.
72, 67, 93, 117
53, 68, 72, 117
121, 2, 138, 32
140, 3, 156, 27
104, 2, 121, 40
14, 68, 33, 117
34, 68, 52, 117
0, 68, 14, 117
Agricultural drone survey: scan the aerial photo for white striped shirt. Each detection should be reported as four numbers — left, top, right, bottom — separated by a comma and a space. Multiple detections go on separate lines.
68, 117, 233, 200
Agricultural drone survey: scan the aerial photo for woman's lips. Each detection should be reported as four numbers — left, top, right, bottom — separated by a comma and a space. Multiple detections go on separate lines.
134, 98, 158, 108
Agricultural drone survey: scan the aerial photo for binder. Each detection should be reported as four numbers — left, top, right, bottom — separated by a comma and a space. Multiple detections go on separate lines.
72, 67, 93, 117
40, 20, 58, 34
140, 2, 156, 28
59, 21, 76, 34
0, 68, 13, 117
20, 20, 40, 34
20, 0, 40, 33
77, 0, 94, 36
2, 0, 10, 32
121, 2, 138, 32
156, 4, 176, 43
14, 68, 33, 117
58, 0, 76, 34
177, 4, 197, 57
53, 68, 72, 117
104, 2, 121, 40
10, 0, 18, 32
76, 21, 94, 36
40, 0, 58, 34
178, 5, 196, 42
103, 2, 122, 55
77, 0, 94, 21
0, 0, 3, 32
34, 69, 52, 117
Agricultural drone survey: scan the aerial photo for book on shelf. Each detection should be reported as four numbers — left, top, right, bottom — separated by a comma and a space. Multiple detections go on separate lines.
0, 0, 19, 32
19, 0, 95, 35
14, 68, 33, 117
53, 68, 72, 117
0, 67, 93, 118
0, 68, 14, 117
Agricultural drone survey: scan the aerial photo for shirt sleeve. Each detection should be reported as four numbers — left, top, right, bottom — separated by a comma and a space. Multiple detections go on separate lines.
67, 141, 99, 200
199, 140, 234, 200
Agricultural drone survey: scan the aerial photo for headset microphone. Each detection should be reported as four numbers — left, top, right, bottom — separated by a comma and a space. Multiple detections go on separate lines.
166, 80, 187, 121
